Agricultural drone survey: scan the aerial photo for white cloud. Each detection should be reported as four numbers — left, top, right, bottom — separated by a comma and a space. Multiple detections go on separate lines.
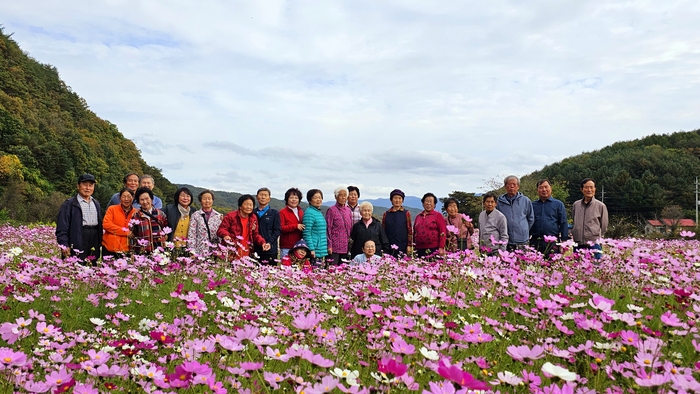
1, 0, 700, 200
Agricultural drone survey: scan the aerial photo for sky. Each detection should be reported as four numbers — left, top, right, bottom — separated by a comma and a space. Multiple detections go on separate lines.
2, 1, 700, 200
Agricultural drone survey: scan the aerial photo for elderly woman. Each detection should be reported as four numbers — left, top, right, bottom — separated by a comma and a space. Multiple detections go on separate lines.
444, 197, 475, 252
381, 189, 413, 257
325, 186, 353, 266
102, 188, 136, 257
187, 190, 223, 256
350, 201, 389, 258
217, 194, 271, 260
302, 189, 328, 263
279, 187, 305, 258
130, 187, 169, 254
163, 187, 196, 248
413, 192, 447, 258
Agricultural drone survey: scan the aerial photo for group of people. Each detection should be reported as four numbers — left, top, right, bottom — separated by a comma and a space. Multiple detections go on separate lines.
478, 176, 608, 257
55, 173, 608, 265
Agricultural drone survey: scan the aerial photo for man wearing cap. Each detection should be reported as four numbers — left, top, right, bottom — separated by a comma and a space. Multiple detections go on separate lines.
56, 174, 103, 262
381, 189, 413, 257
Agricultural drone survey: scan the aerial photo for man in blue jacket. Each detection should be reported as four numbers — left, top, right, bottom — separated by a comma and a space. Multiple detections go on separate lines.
497, 175, 534, 251
530, 179, 569, 256
55, 174, 102, 263
254, 187, 281, 265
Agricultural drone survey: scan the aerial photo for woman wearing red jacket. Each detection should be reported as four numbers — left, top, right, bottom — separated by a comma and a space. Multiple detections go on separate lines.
217, 194, 270, 260
279, 187, 305, 258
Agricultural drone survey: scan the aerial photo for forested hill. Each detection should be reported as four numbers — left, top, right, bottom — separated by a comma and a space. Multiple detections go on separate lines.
0, 29, 175, 221
522, 130, 700, 217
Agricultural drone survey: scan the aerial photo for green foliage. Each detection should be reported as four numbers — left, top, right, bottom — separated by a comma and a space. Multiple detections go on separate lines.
0, 29, 175, 219
523, 131, 700, 218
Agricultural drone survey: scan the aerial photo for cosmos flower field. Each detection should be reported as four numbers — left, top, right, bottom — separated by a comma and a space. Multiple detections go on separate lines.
1, 224, 699, 393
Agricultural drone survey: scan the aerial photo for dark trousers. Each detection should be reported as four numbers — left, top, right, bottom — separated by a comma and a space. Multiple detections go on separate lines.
325, 253, 345, 267
258, 252, 278, 266
506, 243, 529, 252
79, 226, 101, 263
530, 237, 559, 257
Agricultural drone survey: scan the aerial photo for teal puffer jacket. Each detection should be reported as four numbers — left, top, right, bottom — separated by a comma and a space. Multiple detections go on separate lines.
302, 206, 328, 258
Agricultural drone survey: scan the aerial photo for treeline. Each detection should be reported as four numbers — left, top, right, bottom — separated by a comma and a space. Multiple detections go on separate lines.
442, 130, 700, 237
523, 130, 700, 218
0, 28, 175, 222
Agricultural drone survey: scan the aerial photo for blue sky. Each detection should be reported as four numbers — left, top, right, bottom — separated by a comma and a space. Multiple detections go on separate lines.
1, 1, 700, 200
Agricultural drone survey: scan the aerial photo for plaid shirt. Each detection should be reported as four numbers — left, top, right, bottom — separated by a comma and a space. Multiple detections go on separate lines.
130, 208, 168, 253
348, 204, 362, 226
78, 195, 99, 226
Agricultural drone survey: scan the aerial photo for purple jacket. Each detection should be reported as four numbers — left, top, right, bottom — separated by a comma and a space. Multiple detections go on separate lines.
326, 203, 352, 253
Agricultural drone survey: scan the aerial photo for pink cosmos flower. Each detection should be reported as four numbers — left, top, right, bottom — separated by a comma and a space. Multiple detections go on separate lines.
0, 348, 27, 367
660, 311, 684, 327
436, 359, 489, 390
0, 322, 20, 344
266, 347, 291, 362
73, 383, 99, 394
239, 361, 264, 371
377, 357, 407, 378
391, 337, 416, 355
293, 311, 323, 330
506, 344, 545, 362
680, 230, 696, 238
264, 372, 285, 389
635, 370, 671, 386
44, 368, 72, 387
589, 294, 615, 312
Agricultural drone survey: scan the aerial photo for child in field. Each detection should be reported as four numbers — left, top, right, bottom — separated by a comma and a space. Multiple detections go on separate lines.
281, 239, 313, 271
351, 239, 381, 266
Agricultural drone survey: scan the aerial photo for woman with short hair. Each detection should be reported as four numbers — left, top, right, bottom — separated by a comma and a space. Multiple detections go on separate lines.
350, 201, 389, 258
413, 192, 447, 258
279, 187, 305, 258
130, 187, 169, 254
382, 189, 412, 257
325, 186, 353, 266
102, 188, 136, 257
217, 194, 271, 260
187, 190, 223, 256
302, 189, 328, 262
443, 197, 474, 252
163, 187, 196, 248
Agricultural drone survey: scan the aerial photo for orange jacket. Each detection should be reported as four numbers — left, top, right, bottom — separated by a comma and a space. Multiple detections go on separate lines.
102, 205, 136, 253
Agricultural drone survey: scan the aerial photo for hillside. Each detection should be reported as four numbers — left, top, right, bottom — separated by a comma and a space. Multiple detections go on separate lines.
0, 28, 175, 221
522, 129, 700, 218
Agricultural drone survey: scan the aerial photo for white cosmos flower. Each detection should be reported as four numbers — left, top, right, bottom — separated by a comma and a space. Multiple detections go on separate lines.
89, 318, 106, 326
419, 347, 439, 360
427, 318, 444, 329
541, 362, 577, 381
418, 286, 436, 301
330, 306, 339, 315
627, 304, 644, 312
9, 247, 23, 257
330, 368, 360, 381
403, 291, 421, 302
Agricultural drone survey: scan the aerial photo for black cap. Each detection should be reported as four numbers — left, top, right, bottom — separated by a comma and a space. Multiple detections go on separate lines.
390, 189, 405, 199
78, 174, 96, 184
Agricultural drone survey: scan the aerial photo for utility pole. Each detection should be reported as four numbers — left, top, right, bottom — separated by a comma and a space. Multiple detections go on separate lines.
601, 185, 605, 204
696, 177, 698, 226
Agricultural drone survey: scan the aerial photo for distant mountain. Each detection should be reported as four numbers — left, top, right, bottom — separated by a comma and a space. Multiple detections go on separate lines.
179, 184, 328, 214
323, 196, 440, 211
